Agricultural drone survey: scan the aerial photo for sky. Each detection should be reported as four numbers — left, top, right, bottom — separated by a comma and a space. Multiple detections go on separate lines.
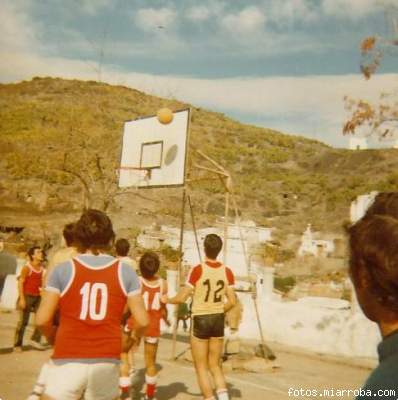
0, 0, 397, 148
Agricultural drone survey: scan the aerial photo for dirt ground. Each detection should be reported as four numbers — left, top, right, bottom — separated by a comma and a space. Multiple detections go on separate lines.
0, 308, 373, 400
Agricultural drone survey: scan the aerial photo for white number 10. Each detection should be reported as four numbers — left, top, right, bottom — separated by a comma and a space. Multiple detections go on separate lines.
79, 282, 108, 320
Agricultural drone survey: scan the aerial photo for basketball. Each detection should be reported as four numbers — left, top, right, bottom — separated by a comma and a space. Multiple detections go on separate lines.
157, 108, 174, 125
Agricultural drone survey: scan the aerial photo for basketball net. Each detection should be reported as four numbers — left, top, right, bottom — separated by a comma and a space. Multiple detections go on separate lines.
118, 166, 151, 189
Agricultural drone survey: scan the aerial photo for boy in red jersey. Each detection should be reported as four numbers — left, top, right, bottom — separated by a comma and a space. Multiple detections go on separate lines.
36, 209, 149, 400
120, 252, 168, 400
165, 234, 236, 400
14, 246, 45, 351
27, 223, 78, 400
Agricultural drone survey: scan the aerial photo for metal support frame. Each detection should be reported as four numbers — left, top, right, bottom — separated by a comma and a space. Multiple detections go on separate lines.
169, 147, 274, 366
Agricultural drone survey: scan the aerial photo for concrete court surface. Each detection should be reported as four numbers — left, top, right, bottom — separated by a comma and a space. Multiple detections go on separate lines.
0, 309, 373, 400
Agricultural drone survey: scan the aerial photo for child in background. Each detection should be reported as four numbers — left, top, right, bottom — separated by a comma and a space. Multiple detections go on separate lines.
120, 252, 168, 400
14, 246, 45, 351
115, 238, 138, 272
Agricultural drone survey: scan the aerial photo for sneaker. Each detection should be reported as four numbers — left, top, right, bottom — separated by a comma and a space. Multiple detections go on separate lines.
29, 340, 46, 350
26, 393, 41, 400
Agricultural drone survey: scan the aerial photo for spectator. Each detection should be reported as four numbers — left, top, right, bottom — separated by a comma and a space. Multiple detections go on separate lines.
115, 238, 138, 272
348, 192, 398, 399
14, 246, 45, 351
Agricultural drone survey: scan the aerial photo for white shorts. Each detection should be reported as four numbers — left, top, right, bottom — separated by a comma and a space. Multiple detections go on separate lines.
44, 362, 119, 400
145, 336, 159, 344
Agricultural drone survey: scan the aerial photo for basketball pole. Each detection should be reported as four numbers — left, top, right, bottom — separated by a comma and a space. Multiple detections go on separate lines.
188, 195, 202, 264
229, 180, 273, 366
171, 187, 186, 360
171, 192, 202, 361
168, 147, 274, 363
189, 150, 275, 364
192, 148, 230, 264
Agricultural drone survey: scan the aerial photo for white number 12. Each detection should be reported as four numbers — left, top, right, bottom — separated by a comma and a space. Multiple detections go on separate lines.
79, 282, 108, 320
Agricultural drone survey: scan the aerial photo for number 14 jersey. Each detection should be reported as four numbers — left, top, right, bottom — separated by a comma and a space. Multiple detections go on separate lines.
186, 260, 235, 316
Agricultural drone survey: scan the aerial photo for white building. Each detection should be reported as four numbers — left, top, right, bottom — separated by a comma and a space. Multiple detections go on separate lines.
349, 137, 368, 150
297, 224, 335, 257
350, 191, 378, 224
165, 259, 380, 360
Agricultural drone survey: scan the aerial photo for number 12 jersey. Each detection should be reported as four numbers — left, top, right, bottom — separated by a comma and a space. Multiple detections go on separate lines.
186, 260, 235, 316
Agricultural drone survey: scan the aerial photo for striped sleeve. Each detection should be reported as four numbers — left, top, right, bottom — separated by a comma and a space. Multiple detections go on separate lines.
225, 266, 235, 286
186, 264, 202, 288
120, 262, 141, 296
46, 261, 73, 294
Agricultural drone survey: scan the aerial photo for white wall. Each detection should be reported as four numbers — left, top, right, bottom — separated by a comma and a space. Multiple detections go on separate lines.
237, 294, 379, 359
0, 275, 18, 309
349, 137, 368, 150
350, 192, 378, 224
163, 224, 381, 360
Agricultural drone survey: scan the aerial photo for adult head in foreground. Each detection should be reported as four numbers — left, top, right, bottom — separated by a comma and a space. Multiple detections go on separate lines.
36, 209, 148, 400
348, 192, 398, 399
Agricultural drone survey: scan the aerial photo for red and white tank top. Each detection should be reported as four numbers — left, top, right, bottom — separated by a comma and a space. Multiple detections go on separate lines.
53, 257, 127, 360
129, 277, 165, 338
23, 264, 43, 296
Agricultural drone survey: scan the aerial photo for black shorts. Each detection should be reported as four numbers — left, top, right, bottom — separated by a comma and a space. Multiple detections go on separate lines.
192, 313, 224, 339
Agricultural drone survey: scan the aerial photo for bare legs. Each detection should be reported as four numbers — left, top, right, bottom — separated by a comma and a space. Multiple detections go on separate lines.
191, 336, 227, 399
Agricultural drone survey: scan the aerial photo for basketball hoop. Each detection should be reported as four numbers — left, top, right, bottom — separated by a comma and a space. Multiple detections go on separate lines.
118, 109, 190, 189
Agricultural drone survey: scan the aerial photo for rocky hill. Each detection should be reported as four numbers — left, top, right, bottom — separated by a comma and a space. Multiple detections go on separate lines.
1, 77, 398, 244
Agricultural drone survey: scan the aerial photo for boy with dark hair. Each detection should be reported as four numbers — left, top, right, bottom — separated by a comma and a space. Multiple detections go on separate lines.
115, 238, 138, 272
115, 238, 130, 257
14, 246, 45, 351
46, 223, 77, 283
27, 222, 78, 399
165, 234, 236, 400
121, 251, 168, 400
36, 209, 148, 400
348, 192, 398, 399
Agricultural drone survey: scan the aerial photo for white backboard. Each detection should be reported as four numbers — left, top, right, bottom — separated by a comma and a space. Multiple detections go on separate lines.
119, 108, 190, 188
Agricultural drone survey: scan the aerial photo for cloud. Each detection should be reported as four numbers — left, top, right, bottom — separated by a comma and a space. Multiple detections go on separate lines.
321, 0, 379, 20
0, 0, 41, 53
186, 5, 211, 21
220, 6, 266, 35
134, 7, 177, 31
1, 0, 396, 148
79, 0, 110, 15
268, 0, 319, 25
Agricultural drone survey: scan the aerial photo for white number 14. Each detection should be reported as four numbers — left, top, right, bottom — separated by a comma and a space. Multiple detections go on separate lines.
79, 282, 108, 320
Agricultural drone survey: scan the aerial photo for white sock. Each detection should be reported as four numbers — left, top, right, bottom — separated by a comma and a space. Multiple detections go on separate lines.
217, 388, 229, 400
119, 376, 131, 388
26, 395, 40, 400
145, 374, 157, 385
31, 361, 51, 395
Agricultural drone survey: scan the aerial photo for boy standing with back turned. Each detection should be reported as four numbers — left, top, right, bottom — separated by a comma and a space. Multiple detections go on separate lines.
165, 234, 236, 400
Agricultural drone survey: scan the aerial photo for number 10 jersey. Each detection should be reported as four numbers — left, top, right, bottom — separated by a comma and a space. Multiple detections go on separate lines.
52, 257, 127, 360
